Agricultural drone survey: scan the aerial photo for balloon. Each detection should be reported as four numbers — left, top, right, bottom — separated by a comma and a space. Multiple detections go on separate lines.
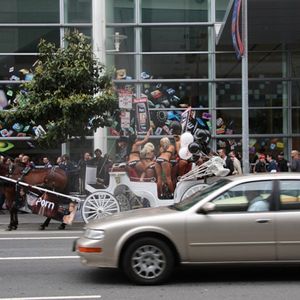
188, 142, 201, 154
180, 132, 194, 146
179, 147, 192, 160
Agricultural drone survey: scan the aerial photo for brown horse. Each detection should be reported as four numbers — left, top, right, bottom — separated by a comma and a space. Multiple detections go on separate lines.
0, 162, 68, 230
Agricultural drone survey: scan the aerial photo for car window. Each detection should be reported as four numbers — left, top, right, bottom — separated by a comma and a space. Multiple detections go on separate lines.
210, 181, 273, 213
279, 180, 300, 210
173, 178, 231, 211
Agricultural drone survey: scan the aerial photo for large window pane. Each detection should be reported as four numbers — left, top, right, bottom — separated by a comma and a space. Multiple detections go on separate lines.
0, 55, 37, 81
142, 82, 209, 108
216, 109, 242, 134
108, 55, 135, 79
0, 28, 60, 53
142, 0, 208, 23
249, 109, 285, 134
106, 27, 134, 52
0, 0, 59, 23
292, 81, 300, 106
216, 53, 241, 78
292, 108, 300, 134
142, 26, 208, 52
216, 82, 241, 107
249, 81, 288, 107
142, 54, 208, 79
291, 51, 300, 78
106, 0, 134, 23
0, 82, 21, 110
64, 0, 91, 23
249, 51, 286, 78
216, 0, 230, 22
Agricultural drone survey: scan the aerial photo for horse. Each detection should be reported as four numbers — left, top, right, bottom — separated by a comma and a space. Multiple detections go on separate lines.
0, 161, 68, 231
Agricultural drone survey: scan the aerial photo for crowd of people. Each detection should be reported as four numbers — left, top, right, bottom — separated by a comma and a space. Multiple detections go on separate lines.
0, 144, 300, 211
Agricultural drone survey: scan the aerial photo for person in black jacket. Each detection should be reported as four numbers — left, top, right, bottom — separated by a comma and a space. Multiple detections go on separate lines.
217, 148, 234, 176
277, 152, 289, 172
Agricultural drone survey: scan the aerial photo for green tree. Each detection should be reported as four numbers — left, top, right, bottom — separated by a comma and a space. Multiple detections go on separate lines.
1, 30, 118, 147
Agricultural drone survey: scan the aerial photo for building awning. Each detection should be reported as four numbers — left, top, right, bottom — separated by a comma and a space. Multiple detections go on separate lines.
217, 0, 300, 46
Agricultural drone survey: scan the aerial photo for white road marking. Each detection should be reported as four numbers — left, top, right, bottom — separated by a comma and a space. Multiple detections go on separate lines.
0, 230, 83, 235
0, 256, 78, 260
0, 237, 78, 240
0, 296, 101, 300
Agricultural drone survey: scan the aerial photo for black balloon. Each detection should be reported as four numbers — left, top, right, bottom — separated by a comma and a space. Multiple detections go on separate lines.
188, 142, 201, 154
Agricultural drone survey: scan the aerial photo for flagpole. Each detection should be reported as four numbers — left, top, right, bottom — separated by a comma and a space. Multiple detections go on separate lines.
242, 0, 249, 173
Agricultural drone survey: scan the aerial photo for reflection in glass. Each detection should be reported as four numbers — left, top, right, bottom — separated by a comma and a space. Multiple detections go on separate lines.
107, 54, 135, 79
0, 28, 60, 53
216, 0, 230, 22
249, 81, 287, 107
0, 55, 37, 81
291, 52, 300, 78
249, 109, 284, 134
64, 0, 92, 23
142, 82, 208, 108
292, 108, 300, 134
216, 53, 241, 78
142, 26, 208, 52
216, 109, 242, 134
106, 27, 134, 52
216, 82, 241, 107
248, 51, 286, 78
216, 138, 242, 156
142, 54, 208, 79
0, 0, 59, 23
106, 0, 134, 23
0, 83, 21, 110
142, 0, 208, 23
292, 81, 300, 106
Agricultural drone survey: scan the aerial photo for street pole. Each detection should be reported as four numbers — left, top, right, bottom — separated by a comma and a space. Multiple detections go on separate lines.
242, 0, 249, 173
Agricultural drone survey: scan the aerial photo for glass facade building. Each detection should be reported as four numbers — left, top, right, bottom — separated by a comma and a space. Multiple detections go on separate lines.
0, 0, 299, 167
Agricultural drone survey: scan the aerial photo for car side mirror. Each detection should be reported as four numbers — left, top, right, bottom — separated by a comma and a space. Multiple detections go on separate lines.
200, 202, 216, 214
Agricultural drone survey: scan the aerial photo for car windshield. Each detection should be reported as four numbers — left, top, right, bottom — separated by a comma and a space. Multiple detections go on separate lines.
173, 178, 231, 211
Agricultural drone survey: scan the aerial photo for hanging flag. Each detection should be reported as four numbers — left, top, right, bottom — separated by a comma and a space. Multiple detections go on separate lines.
231, 0, 244, 60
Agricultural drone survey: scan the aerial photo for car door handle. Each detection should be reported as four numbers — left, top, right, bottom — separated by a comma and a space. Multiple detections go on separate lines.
256, 219, 271, 223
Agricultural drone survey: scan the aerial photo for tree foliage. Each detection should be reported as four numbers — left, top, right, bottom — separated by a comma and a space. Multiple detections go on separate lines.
1, 30, 118, 147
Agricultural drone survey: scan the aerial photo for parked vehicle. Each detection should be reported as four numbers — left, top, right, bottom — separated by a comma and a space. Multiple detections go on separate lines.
74, 173, 300, 285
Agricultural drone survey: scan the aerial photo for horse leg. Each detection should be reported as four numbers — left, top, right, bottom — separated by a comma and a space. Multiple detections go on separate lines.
40, 217, 51, 230
7, 207, 18, 230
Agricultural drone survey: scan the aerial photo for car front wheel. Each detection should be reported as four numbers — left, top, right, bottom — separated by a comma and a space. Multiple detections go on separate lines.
122, 237, 174, 285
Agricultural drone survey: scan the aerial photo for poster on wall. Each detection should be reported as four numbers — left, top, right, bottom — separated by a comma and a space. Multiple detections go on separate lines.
133, 97, 150, 134
120, 111, 131, 129
118, 89, 133, 109
180, 107, 192, 133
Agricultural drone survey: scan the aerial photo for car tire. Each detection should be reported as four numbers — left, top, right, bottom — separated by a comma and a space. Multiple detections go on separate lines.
122, 237, 174, 285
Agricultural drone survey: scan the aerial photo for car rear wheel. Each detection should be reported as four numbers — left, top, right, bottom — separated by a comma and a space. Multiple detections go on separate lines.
122, 237, 174, 285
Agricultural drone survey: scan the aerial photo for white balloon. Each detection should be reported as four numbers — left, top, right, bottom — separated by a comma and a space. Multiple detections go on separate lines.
180, 132, 194, 146
179, 147, 192, 160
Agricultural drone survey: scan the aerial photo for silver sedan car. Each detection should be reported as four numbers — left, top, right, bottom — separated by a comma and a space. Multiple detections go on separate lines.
75, 173, 300, 284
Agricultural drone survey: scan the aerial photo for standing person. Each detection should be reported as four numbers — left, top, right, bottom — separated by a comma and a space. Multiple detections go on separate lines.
77, 152, 91, 194
254, 154, 267, 173
218, 148, 234, 175
127, 129, 151, 177
91, 149, 106, 186
266, 154, 278, 172
155, 137, 175, 198
61, 154, 76, 193
42, 156, 52, 169
277, 152, 289, 172
229, 151, 243, 175
290, 150, 300, 172
115, 136, 129, 163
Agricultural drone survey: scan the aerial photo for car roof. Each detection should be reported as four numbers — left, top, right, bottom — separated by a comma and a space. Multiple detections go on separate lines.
225, 173, 300, 183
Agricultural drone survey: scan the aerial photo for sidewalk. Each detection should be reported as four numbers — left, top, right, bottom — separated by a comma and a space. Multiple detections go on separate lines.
0, 209, 85, 231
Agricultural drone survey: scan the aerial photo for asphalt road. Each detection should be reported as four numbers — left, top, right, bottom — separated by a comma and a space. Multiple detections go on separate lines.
1, 212, 300, 300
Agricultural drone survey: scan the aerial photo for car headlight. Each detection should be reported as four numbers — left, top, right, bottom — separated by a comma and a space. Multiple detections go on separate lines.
84, 229, 105, 240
